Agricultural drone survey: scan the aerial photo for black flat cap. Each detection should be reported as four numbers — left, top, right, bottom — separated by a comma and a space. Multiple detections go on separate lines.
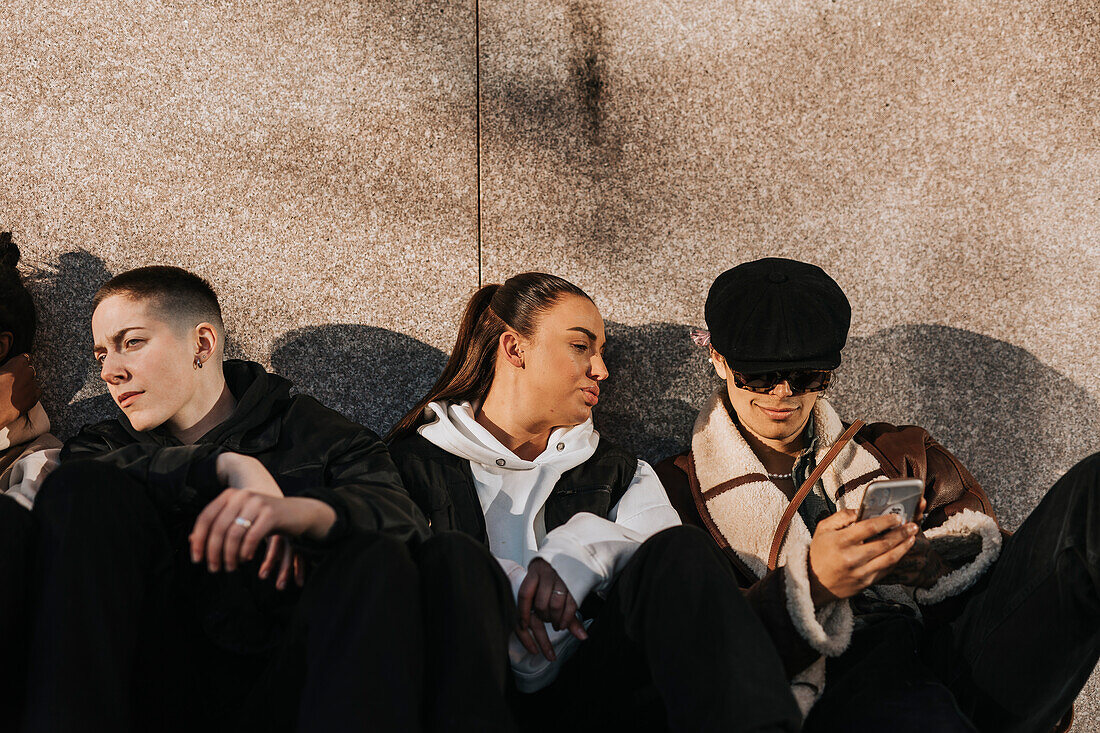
704, 257, 851, 373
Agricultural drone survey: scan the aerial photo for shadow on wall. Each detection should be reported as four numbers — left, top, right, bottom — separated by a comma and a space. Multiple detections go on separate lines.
27, 250, 115, 437
832, 325, 1100, 529
598, 322, 1100, 530
271, 325, 447, 438
25, 256, 1100, 529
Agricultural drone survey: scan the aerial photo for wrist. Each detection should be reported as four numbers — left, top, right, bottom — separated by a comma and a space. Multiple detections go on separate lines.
807, 556, 838, 607
293, 497, 337, 540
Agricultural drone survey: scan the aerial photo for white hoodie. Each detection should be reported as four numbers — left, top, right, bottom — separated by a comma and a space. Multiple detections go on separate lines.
419, 401, 680, 691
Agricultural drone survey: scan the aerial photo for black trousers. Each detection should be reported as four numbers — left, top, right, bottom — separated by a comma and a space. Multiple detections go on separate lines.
435, 525, 802, 733
22, 459, 425, 733
804, 452, 1100, 733
0, 494, 35, 731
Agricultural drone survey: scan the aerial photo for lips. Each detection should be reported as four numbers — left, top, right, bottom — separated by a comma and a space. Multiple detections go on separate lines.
117, 391, 143, 408
756, 403, 799, 420
581, 386, 600, 407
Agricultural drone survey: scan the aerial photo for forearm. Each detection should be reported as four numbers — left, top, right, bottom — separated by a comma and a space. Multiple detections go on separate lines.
746, 569, 827, 678
283, 496, 338, 540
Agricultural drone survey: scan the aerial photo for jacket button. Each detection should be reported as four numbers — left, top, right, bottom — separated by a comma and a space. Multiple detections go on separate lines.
496, 458, 506, 466
556, 442, 565, 451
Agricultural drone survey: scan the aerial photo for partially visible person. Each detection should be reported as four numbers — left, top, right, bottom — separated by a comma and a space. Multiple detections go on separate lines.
388, 272, 802, 733
657, 257, 1096, 733
24, 266, 428, 733
0, 234, 61, 504
0, 232, 61, 731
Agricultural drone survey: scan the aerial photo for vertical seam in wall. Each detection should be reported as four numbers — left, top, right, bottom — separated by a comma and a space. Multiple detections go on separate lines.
475, 0, 483, 287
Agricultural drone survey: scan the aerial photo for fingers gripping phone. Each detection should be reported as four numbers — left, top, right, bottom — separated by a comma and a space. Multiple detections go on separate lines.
857, 478, 924, 524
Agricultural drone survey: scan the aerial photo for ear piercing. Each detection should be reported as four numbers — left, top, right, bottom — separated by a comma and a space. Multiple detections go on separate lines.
194, 354, 204, 370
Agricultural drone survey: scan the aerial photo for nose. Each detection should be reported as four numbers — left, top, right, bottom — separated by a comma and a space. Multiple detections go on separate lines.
590, 353, 609, 382
770, 380, 794, 398
99, 353, 128, 385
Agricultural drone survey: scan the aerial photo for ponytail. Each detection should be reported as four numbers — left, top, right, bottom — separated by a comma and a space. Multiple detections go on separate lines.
387, 272, 590, 441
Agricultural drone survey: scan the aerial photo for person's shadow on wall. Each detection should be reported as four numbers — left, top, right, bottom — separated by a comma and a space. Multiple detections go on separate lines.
28, 249, 116, 437
29, 252, 1099, 532
271, 325, 447, 438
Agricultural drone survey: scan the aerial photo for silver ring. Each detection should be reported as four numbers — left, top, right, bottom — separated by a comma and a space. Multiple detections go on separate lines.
234, 516, 253, 529
552, 590, 566, 596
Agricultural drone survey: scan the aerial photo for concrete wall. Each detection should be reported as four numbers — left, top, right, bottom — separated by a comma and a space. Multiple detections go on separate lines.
4, 0, 1099, 722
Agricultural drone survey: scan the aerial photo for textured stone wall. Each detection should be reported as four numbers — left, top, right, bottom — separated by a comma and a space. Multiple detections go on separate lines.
4, 0, 1099, 723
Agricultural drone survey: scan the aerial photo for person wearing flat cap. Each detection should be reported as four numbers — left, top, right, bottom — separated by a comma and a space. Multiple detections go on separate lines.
656, 257, 1100, 733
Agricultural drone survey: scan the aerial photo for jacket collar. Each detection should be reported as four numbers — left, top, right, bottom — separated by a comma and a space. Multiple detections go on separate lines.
689, 389, 882, 576
120, 360, 292, 451
690, 390, 849, 500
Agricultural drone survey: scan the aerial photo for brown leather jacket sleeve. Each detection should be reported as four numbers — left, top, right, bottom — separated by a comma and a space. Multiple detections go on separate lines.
857, 422, 999, 528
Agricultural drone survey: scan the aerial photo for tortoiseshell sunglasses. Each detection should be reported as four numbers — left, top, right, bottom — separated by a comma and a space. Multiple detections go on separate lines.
731, 369, 832, 395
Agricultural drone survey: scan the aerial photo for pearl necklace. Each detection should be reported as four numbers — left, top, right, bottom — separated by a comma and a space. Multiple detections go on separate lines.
766, 471, 793, 480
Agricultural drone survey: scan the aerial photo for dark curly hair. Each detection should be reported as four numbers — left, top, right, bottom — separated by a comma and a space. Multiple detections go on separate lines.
0, 233, 37, 358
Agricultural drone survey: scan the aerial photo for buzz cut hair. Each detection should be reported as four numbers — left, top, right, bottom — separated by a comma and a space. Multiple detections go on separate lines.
93, 266, 225, 336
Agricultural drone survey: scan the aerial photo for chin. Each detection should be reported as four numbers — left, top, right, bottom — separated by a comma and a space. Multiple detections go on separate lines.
125, 411, 161, 433
565, 406, 592, 426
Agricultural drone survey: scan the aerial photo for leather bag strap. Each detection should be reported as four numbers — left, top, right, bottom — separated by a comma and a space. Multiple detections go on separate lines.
767, 419, 865, 571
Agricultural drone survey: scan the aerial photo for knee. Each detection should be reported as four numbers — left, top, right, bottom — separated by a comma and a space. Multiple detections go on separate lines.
321, 532, 416, 585
33, 459, 149, 526
1046, 452, 1100, 515
634, 525, 727, 582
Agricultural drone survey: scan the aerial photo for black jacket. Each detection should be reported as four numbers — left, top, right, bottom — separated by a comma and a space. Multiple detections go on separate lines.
63, 360, 429, 548
387, 431, 638, 544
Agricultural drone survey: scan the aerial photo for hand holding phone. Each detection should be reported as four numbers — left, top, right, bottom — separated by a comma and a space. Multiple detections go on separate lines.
807, 508, 918, 605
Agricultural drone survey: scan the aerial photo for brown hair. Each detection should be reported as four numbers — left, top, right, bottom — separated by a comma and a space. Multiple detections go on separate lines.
387, 272, 591, 441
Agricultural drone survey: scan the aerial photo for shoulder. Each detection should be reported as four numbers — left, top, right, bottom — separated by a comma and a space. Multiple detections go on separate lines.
570, 436, 641, 490
857, 420, 933, 443
589, 437, 640, 470
279, 394, 382, 444
387, 432, 452, 464
854, 421, 937, 474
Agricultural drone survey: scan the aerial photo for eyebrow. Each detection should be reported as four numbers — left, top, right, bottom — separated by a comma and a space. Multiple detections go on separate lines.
567, 326, 603, 344
93, 326, 147, 351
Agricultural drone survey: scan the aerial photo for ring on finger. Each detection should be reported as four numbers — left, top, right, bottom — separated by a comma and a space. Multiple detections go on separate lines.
234, 516, 253, 529
551, 590, 566, 596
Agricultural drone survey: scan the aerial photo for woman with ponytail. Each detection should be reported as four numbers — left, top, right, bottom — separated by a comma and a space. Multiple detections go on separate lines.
0, 232, 61, 729
389, 273, 800, 732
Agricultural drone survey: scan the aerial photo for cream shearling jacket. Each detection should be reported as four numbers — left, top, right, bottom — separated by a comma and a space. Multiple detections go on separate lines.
655, 391, 1002, 713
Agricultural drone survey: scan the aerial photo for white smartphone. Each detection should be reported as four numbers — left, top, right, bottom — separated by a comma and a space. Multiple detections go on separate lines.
857, 478, 924, 524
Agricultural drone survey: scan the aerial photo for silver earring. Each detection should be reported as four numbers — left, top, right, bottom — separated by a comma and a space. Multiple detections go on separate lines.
194, 355, 203, 370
